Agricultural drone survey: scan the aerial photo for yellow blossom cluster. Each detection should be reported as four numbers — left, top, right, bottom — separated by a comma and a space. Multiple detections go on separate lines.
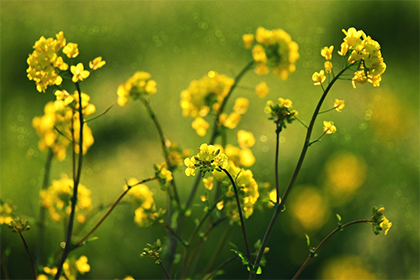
372, 207, 392, 235
117, 71, 157, 106
0, 200, 14, 225
323, 121, 337, 135
40, 175, 92, 223
166, 142, 191, 169
255, 81, 270, 98
243, 27, 299, 79
215, 162, 260, 222
264, 97, 298, 130
180, 71, 234, 136
184, 144, 229, 176
154, 162, 173, 187
37, 255, 90, 280
26, 32, 69, 92
125, 178, 159, 228
218, 97, 249, 130
27, 31, 105, 93
32, 90, 96, 160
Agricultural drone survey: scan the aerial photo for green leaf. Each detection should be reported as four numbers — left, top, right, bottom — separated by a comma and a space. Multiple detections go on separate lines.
305, 234, 310, 247
336, 213, 342, 223
231, 249, 249, 266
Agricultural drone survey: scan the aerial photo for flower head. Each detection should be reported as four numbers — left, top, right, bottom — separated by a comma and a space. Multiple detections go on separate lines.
323, 121, 337, 135
71, 63, 90, 83
321, 45, 334, 60
246, 27, 299, 79
63, 43, 79, 58
265, 97, 298, 129
371, 206, 392, 235
312, 70, 326, 86
89, 57, 106, 70
255, 81, 269, 98
184, 144, 229, 176
334, 99, 345, 113
117, 71, 157, 106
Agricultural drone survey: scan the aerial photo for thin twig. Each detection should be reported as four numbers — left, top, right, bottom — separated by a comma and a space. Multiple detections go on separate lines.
18, 231, 37, 279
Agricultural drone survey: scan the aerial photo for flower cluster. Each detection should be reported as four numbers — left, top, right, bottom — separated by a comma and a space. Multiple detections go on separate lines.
215, 162, 260, 221
125, 179, 161, 228
371, 206, 392, 235
32, 90, 96, 160
154, 162, 173, 188
117, 71, 157, 106
264, 97, 298, 130
339, 28, 386, 88
243, 27, 299, 79
221, 130, 256, 167
323, 121, 337, 135
0, 200, 14, 225
26, 32, 69, 92
40, 175, 92, 223
37, 255, 90, 280
26, 32, 105, 93
9, 217, 31, 233
181, 71, 234, 136
184, 144, 229, 176
218, 97, 249, 130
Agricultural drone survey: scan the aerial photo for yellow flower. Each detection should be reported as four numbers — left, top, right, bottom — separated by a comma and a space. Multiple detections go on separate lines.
40, 175, 92, 222
265, 97, 297, 129
255, 81, 269, 98
334, 99, 345, 112
0, 200, 14, 225
192, 117, 209, 136
321, 45, 334, 60
233, 97, 249, 115
220, 112, 241, 129
323, 121, 337, 134
268, 189, 280, 207
63, 43, 79, 58
75, 256, 90, 274
242, 34, 254, 49
324, 61, 333, 73
89, 56, 106, 70
71, 63, 90, 83
26, 31, 69, 92
203, 177, 214, 190
184, 157, 197, 176
312, 70, 326, 85
117, 71, 157, 106
380, 217, 392, 235
155, 162, 173, 186
237, 130, 255, 149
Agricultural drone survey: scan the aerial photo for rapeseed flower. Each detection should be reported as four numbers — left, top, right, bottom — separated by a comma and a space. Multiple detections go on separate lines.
184, 143, 229, 176
117, 71, 157, 106
265, 97, 298, 130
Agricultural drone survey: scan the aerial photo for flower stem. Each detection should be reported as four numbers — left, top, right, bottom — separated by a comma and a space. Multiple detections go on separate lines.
221, 168, 251, 262
54, 82, 85, 280
291, 219, 371, 280
209, 60, 254, 144
18, 231, 37, 279
36, 147, 53, 266
75, 177, 156, 247
249, 63, 354, 279
275, 122, 282, 203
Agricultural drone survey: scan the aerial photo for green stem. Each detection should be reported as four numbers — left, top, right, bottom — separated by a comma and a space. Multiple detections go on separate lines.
274, 122, 282, 204
54, 82, 85, 280
249, 63, 354, 279
221, 168, 251, 262
209, 61, 254, 144
202, 224, 232, 276
75, 177, 156, 247
291, 219, 371, 280
18, 231, 37, 279
204, 255, 238, 280
36, 147, 53, 265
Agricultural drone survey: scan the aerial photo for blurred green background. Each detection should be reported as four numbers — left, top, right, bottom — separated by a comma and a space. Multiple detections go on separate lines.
1, 1, 419, 279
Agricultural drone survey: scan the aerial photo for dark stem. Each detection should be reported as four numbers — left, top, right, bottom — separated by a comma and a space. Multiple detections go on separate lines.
274, 122, 282, 203
204, 255, 238, 280
221, 168, 251, 262
36, 147, 53, 265
54, 82, 84, 280
75, 177, 156, 247
291, 219, 371, 280
18, 231, 37, 279
249, 63, 354, 279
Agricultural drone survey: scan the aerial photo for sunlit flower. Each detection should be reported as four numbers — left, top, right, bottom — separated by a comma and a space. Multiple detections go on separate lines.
265, 98, 298, 129
255, 81, 269, 98
220, 112, 241, 129
63, 43, 79, 58
71, 63, 90, 83
312, 70, 326, 85
75, 256, 90, 274
233, 97, 249, 115
184, 143, 229, 176
0, 200, 14, 225
184, 157, 197, 177
380, 216, 392, 235
334, 99, 345, 112
203, 177, 214, 191
89, 56, 106, 70
323, 121, 337, 134
154, 162, 173, 186
324, 61, 333, 73
237, 130, 255, 149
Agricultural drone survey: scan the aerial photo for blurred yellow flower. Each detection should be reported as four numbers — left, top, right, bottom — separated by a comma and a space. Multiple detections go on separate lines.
334, 99, 345, 113
117, 71, 157, 106
255, 81, 269, 98
89, 56, 106, 70
203, 177, 214, 191
192, 117, 209, 136
312, 70, 326, 85
233, 97, 249, 115
75, 256, 90, 274
324, 61, 333, 73
321, 255, 376, 279
242, 34, 254, 49
237, 130, 255, 149
323, 121, 337, 134
380, 217, 393, 235
321, 45, 334, 60
0, 200, 14, 225
63, 42, 79, 58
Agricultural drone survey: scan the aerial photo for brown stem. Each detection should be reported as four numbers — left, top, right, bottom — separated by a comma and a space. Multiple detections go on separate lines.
291, 219, 371, 280
18, 231, 37, 279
